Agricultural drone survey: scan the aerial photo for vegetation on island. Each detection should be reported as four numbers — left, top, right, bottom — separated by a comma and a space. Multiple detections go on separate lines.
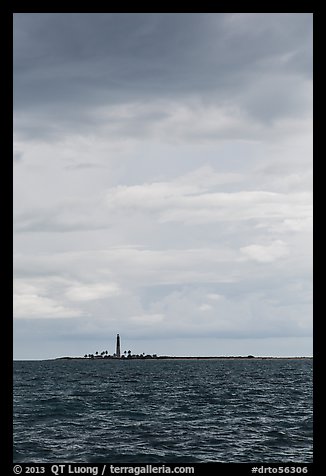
83, 350, 158, 359
80, 352, 258, 360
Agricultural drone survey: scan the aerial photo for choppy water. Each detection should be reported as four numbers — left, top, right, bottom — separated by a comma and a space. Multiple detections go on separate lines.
13, 359, 313, 463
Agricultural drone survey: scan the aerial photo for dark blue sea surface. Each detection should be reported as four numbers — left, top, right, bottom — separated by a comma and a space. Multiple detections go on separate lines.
13, 359, 313, 463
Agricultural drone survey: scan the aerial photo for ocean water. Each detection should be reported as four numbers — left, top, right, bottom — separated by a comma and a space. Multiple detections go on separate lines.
13, 359, 313, 463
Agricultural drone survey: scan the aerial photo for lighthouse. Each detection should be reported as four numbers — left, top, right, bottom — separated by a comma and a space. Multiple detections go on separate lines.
116, 334, 121, 358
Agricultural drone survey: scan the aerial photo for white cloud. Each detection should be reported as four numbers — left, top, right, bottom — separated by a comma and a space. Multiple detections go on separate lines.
13, 292, 81, 319
198, 304, 213, 312
106, 169, 312, 227
13, 277, 121, 318
65, 282, 121, 301
13, 278, 76, 319
206, 293, 223, 301
240, 240, 289, 263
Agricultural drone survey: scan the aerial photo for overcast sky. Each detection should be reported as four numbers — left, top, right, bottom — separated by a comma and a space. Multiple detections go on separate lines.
13, 13, 313, 359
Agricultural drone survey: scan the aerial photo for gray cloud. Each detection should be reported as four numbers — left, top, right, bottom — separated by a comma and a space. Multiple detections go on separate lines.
14, 13, 312, 141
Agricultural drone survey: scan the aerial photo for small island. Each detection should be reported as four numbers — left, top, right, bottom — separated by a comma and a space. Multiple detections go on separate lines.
55, 334, 312, 361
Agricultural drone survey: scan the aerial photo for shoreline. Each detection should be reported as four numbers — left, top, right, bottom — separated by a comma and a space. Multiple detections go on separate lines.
52, 355, 313, 361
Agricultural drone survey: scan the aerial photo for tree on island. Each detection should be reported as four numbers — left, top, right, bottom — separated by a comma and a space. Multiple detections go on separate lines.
82, 347, 159, 360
